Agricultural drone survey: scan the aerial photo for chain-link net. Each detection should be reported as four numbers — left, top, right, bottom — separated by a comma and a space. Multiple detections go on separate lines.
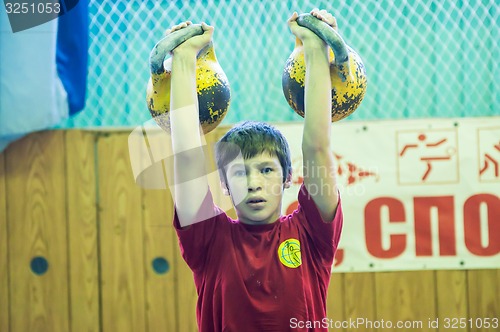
62, 0, 498, 128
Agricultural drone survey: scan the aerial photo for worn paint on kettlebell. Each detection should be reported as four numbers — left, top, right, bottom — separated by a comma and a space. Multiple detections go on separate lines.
282, 20, 367, 122
147, 41, 230, 133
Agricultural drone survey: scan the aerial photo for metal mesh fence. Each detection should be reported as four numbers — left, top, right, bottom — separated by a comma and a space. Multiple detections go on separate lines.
62, 0, 499, 128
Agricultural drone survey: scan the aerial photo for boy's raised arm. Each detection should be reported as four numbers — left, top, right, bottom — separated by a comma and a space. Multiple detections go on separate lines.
288, 10, 340, 222
169, 22, 214, 227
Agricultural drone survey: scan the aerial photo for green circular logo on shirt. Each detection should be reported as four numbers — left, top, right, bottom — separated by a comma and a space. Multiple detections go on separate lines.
278, 238, 302, 268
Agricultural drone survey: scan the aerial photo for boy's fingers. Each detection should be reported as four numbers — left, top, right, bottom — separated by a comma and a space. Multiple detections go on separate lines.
168, 21, 196, 34
165, 21, 214, 40
311, 12, 322, 20
201, 22, 214, 32
309, 9, 338, 29
287, 12, 298, 25
311, 8, 321, 18
173, 22, 187, 31
330, 17, 338, 29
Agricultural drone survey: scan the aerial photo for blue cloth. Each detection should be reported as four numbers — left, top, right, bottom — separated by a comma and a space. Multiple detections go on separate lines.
0, 1, 88, 152
57, 0, 89, 115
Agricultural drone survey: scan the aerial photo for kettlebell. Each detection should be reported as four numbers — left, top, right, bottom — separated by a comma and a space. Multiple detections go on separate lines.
147, 24, 231, 133
282, 13, 367, 122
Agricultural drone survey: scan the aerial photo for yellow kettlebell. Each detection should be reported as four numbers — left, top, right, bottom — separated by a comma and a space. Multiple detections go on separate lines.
146, 24, 231, 133
282, 13, 367, 121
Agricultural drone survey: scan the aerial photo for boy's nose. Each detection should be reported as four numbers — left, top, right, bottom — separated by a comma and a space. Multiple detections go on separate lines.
247, 173, 262, 191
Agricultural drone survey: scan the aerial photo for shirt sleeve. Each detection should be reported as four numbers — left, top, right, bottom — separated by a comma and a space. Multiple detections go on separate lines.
173, 189, 228, 273
296, 184, 343, 266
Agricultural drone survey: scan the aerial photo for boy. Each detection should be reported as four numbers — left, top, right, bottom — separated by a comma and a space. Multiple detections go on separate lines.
168, 9, 343, 331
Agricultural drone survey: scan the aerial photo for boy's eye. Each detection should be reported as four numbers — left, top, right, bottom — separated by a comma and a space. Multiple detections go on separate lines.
233, 170, 246, 177
262, 167, 273, 174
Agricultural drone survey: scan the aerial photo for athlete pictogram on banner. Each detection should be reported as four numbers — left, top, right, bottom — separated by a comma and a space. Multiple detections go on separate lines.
397, 130, 458, 185
478, 128, 500, 182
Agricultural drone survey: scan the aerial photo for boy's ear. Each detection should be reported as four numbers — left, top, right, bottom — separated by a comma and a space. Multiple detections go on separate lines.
284, 172, 292, 189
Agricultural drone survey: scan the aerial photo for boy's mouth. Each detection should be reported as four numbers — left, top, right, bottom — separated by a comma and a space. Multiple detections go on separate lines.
246, 197, 266, 208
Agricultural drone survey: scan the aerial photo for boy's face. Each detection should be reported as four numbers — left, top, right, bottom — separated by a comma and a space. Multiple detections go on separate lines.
224, 152, 288, 225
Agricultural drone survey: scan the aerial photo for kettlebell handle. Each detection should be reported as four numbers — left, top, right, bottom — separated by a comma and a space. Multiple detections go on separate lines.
149, 24, 204, 75
296, 13, 349, 65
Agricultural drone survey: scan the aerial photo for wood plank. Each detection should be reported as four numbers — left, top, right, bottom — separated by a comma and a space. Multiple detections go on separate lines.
65, 130, 100, 332
344, 272, 376, 332
0, 149, 9, 332
436, 270, 468, 331
375, 271, 436, 331
142, 187, 177, 332
327, 273, 345, 331
6, 131, 69, 332
467, 269, 500, 331
175, 239, 199, 331
97, 133, 146, 332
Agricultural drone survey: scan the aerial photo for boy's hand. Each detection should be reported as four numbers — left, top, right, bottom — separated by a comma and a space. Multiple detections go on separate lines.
288, 9, 338, 48
166, 21, 214, 57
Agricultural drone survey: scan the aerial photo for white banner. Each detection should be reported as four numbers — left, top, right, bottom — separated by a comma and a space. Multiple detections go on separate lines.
276, 117, 500, 272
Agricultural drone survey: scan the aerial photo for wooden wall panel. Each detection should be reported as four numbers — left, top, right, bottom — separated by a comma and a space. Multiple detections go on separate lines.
467, 270, 500, 331
6, 131, 69, 332
142, 187, 178, 332
174, 231, 200, 332
327, 273, 345, 331
0, 150, 9, 332
436, 270, 468, 331
343, 272, 376, 332
65, 131, 100, 332
97, 133, 146, 332
375, 271, 436, 331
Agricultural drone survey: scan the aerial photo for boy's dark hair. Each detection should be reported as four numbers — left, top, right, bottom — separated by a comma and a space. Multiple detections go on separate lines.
215, 121, 292, 184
